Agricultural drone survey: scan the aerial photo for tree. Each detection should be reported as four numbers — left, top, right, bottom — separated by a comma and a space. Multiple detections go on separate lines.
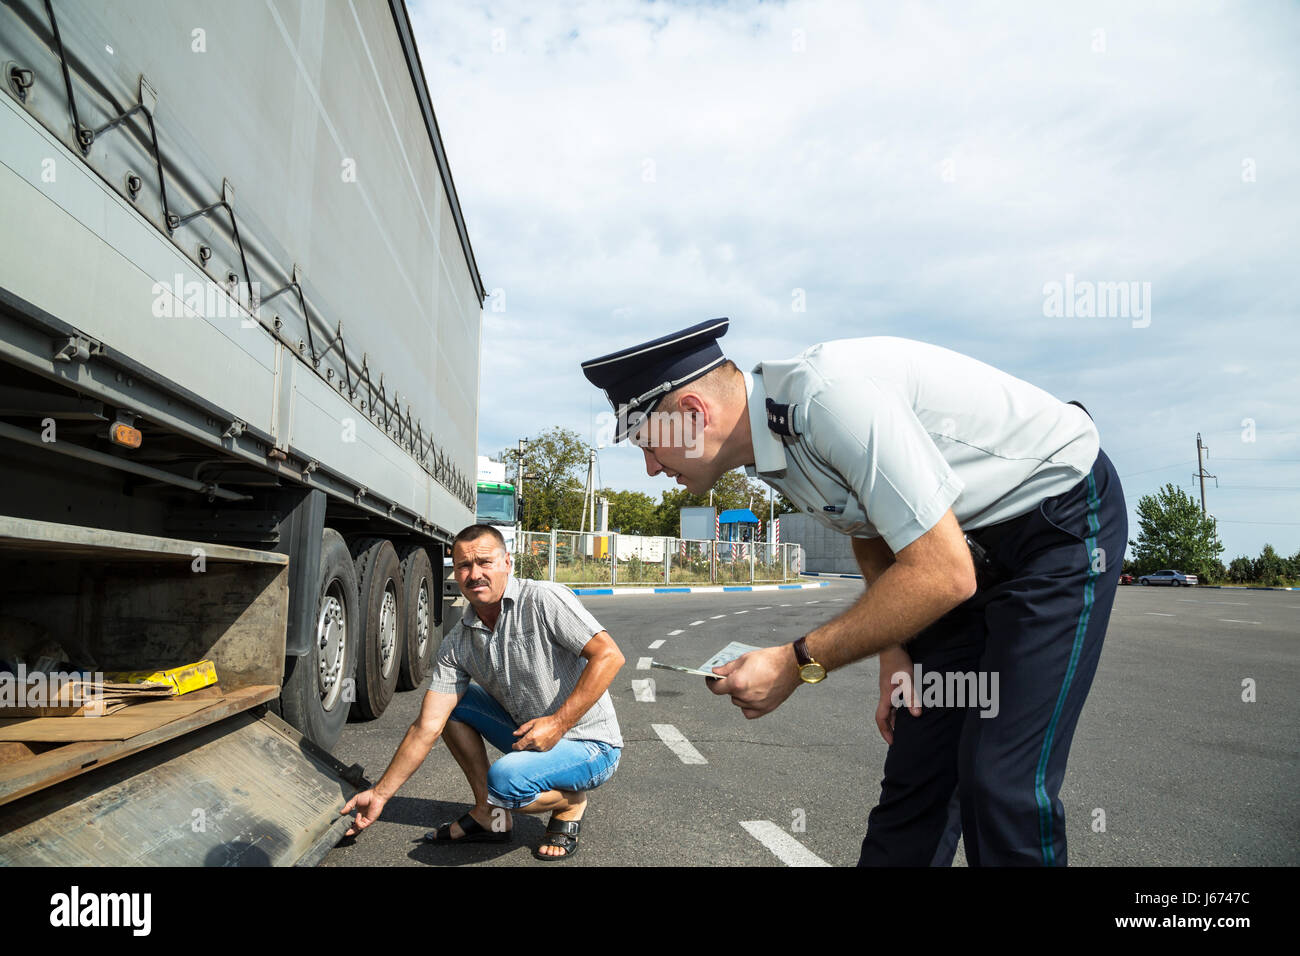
1127, 483, 1224, 579
1252, 544, 1286, 587
647, 468, 777, 537
1226, 556, 1254, 584
500, 427, 592, 532
600, 488, 658, 535
774, 492, 800, 517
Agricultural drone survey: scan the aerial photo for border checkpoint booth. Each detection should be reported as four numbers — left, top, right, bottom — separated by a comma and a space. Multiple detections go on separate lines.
717, 508, 760, 562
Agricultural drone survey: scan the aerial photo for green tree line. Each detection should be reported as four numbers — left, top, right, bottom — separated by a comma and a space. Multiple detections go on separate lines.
495, 440, 1298, 587
496, 426, 793, 537
1124, 482, 1298, 586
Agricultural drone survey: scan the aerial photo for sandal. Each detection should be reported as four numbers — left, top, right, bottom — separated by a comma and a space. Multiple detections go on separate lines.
424, 811, 511, 844
534, 816, 581, 861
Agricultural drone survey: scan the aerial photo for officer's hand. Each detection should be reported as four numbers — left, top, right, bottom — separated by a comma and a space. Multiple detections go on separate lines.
708, 644, 802, 719
341, 788, 386, 837
513, 715, 565, 752
876, 645, 922, 745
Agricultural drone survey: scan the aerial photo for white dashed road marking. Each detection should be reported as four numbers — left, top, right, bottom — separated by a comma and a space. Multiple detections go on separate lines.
652, 724, 707, 764
740, 821, 831, 867
756, 606, 772, 610
668, 629, 684, 636
648, 639, 665, 649
710, 614, 727, 619
690, 620, 704, 626
733, 610, 749, 615
1218, 619, 1260, 625
637, 657, 653, 670
632, 679, 656, 702
1145, 612, 1175, 617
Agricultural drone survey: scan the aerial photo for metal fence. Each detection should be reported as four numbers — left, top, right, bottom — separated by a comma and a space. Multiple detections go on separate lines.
512, 530, 804, 586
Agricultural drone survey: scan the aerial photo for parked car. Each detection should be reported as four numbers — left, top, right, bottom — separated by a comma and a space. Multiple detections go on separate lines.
1139, 570, 1199, 587
1119, 573, 1134, 585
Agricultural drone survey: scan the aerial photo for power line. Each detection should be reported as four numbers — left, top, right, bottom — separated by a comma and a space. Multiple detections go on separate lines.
1213, 486, 1299, 493
1215, 519, 1300, 526
1118, 461, 1195, 479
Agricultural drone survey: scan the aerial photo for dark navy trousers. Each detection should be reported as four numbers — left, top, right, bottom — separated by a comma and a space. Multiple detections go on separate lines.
858, 448, 1126, 867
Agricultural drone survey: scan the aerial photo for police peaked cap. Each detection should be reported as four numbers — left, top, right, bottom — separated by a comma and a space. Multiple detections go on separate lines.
581, 318, 730, 442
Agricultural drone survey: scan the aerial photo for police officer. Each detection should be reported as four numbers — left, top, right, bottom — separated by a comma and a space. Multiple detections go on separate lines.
581, 318, 1127, 866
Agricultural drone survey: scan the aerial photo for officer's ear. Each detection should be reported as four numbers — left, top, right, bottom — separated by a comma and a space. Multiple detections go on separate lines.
676, 391, 708, 422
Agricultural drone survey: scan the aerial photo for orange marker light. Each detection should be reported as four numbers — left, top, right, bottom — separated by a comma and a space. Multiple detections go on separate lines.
108, 422, 142, 448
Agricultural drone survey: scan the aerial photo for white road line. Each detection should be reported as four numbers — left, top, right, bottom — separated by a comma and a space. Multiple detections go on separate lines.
668, 629, 684, 636
1219, 619, 1260, 625
690, 620, 704, 626
1207, 602, 1249, 606
648, 640, 665, 650
733, 610, 749, 615
710, 614, 727, 619
780, 603, 792, 607
1145, 612, 1175, 617
632, 679, 656, 702
637, 657, 653, 670
756, 606, 772, 610
805, 600, 821, 604
739, 821, 831, 867
652, 724, 707, 764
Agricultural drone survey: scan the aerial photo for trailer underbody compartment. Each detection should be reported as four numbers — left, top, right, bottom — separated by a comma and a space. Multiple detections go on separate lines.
0, 517, 366, 866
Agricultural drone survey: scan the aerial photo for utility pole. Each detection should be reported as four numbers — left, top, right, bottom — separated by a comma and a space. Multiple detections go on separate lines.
516, 438, 527, 531
1194, 433, 1216, 515
579, 450, 596, 534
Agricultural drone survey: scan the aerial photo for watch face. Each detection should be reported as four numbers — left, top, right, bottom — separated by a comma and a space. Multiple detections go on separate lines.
800, 663, 827, 684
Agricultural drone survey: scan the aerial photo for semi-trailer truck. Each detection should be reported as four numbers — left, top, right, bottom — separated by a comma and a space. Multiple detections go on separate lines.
0, 0, 483, 864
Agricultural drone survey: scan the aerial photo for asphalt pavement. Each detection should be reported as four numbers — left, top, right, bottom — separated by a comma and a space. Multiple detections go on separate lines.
323, 581, 1300, 867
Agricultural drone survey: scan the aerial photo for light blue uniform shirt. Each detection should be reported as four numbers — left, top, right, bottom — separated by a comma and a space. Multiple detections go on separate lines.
745, 337, 1099, 553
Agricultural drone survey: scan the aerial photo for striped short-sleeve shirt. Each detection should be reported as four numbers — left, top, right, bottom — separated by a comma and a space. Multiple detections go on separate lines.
427, 575, 623, 748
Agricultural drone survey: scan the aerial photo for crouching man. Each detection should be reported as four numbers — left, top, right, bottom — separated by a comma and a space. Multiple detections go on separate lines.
341, 524, 625, 861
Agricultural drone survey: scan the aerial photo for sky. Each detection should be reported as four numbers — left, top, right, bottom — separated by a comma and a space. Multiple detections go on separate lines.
408, 0, 1300, 561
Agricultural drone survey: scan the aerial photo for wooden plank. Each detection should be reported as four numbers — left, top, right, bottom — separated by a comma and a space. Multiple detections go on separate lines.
0, 685, 277, 805
1, 702, 128, 718
0, 697, 221, 741
0, 740, 46, 768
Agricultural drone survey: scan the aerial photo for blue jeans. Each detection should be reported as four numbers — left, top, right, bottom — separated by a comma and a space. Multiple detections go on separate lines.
448, 684, 621, 810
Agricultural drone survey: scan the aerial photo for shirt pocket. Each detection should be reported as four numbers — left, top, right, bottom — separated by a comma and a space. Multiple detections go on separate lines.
827, 491, 872, 536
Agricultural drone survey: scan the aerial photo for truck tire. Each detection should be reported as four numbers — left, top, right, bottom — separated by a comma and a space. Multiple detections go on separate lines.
395, 544, 436, 690
348, 537, 404, 720
280, 528, 358, 751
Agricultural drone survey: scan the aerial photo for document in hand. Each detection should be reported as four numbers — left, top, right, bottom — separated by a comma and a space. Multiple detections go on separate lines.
650, 641, 761, 678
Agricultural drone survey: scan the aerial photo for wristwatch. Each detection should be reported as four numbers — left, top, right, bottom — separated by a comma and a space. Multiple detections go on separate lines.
793, 636, 827, 684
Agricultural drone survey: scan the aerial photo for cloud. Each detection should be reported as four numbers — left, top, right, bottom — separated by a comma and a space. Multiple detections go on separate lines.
410, 0, 1300, 557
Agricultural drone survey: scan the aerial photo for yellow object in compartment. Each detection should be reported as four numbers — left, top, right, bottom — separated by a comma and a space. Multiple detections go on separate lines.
102, 659, 218, 696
